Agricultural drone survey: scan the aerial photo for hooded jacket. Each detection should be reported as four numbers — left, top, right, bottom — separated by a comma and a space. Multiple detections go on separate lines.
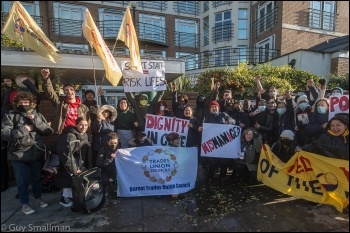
91, 105, 117, 151
42, 77, 90, 134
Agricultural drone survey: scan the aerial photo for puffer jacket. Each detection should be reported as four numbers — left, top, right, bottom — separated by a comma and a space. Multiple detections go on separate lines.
302, 131, 349, 161
91, 105, 117, 151
53, 125, 89, 188
42, 77, 90, 134
1, 109, 54, 161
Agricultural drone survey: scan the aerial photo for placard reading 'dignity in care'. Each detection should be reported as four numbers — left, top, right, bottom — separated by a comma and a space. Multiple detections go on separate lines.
121, 60, 166, 92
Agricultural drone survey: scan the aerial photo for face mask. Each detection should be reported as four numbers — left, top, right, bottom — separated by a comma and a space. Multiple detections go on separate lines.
269, 92, 277, 97
281, 139, 292, 146
277, 108, 286, 115
331, 93, 341, 96
17, 105, 30, 112
139, 138, 146, 144
258, 106, 266, 112
299, 102, 309, 111
109, 144, 118, 151
317, 106, 327, 114
160, 106, 165, 111
140, 100, 148, 106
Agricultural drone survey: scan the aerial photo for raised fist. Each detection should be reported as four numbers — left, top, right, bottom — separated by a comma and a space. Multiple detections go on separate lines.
41, 69, 50, 79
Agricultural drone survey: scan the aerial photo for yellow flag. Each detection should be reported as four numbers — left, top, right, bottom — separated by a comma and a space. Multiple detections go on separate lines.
117, 7, 143, 74
82, 9, 123, 87
1, 1, 60, 63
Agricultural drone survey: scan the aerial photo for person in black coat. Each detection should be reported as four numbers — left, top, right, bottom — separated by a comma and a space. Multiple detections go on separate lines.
298, 115, 349, 161
306, 98, 330, 141
96, 132, 120, 195
199, 101, 235, 185
1, 92, 53, 215
54, 117, 89, 209
128, 130, 153, 147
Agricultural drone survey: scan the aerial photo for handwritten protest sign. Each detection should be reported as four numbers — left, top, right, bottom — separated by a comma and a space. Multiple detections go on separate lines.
329, 95, 349, 120
122, 60, 166, 92
145, 114, 189, 146
200, 123, 241, 158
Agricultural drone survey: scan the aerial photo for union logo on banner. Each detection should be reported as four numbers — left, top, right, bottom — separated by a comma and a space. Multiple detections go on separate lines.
14, 18, 25, 35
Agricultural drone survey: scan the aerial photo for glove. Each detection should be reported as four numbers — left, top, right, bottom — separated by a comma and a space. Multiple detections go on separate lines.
319, 79, 326, 85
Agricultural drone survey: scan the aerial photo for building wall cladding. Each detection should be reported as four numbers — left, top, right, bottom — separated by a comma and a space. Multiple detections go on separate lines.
280, 1, 349, 56
331, 57, 349, 75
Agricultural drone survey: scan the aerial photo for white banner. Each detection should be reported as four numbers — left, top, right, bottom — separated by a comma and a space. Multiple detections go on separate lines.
145, 114, 189, 146
116, 146, 198, 197
122, 60, 166, 92
200, 123, 241, 158
329, 95, 349, 120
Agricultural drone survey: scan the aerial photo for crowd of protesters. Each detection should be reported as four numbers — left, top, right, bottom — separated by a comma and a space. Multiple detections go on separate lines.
1, 70, 348, 215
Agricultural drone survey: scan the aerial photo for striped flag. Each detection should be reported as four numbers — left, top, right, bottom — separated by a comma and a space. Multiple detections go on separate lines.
117, 7, 143, 74
1, 1, 60, 63
82, 9, 123, 87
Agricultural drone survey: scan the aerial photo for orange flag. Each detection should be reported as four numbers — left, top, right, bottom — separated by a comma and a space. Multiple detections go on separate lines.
117, 7, 143, 74
82, 9, 123, 87
1, 1, 60, 63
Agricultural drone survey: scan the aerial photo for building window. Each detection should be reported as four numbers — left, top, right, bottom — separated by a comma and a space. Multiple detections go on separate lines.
254, 35, 276, 63
203, 1, 209, 13
98, 8, 123, 38
53, 2, 85, 36
203, 16, 209, 46
238, 9, 248, 39
173, 1, 200, 16
213, 1, 232, 8
309, 1, 336, 31
2, 1, 42, 27
214, 11, 232, 42
175, 18, 198, 47
139, 14, 166, 44
257, 1, 276, 34
176, 52, 198, 70
237, 45, 247, 63
214, 48, 231, 67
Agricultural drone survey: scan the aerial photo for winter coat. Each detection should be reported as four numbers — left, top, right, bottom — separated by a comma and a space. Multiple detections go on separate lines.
172, 91, 187, 119
250, 110, 273, 144
204, 112, 235, 125
91, 105, 117, 151
42, 77, 90, 134
306, 111, 328, 141
183, 116, 200, 147
96, 145, 117, 174
126, 91, 164, 130
295, 106, 313, 146
301, 131, 349, 161
1, 109, 54, 162
128, 138, 153, 147
53, 125, 89, 188
236, 135, 263, 171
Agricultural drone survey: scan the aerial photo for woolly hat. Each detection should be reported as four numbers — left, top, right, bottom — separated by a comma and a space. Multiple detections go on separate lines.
166, 132, 180, 142
209, 101, 220, 109
84, 89, 95, 97
280, 130, 295, 140
296, 95, 308, 105
331, 87, 343, 95
139, 94, 148, 101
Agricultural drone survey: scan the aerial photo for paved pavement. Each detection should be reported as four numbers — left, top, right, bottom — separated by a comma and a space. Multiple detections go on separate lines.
1, 165, 349, 232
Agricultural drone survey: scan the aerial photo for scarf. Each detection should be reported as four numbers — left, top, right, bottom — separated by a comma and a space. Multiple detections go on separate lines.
327, 129, 349, 143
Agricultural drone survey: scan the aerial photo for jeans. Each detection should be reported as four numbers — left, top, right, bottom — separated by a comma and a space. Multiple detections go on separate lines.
12, 160, 43, 205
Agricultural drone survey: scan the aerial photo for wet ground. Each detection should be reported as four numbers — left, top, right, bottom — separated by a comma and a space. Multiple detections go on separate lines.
1, 165, 349, 232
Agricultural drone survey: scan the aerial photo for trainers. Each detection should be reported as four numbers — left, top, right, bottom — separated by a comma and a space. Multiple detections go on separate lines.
60, 196, 73, 207
36, 197, 49, 208
22, 204, 35, 215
